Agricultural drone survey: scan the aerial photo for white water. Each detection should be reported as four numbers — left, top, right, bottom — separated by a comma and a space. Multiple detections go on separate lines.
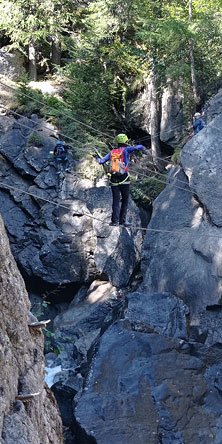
45, 365, 61, 387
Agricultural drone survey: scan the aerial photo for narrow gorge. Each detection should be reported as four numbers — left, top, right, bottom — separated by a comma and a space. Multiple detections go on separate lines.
1, 88, 222, 443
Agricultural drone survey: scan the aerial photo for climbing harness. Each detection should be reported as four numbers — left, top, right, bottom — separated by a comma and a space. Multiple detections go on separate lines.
109, 174, 130, 186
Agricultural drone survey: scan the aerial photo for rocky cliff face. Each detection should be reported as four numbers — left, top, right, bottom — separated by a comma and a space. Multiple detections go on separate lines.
72, 90, 222, 444
0, 214, 63, 444
0, 109, 148, 442
2, 86, 222, 444
141, 106, 222, 318
126, 79, 184, 147
0, 113, 145, 290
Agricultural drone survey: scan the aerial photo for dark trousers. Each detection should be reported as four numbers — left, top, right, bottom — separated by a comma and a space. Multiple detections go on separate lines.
111, 184, 130, 224
55, 157, 68, 172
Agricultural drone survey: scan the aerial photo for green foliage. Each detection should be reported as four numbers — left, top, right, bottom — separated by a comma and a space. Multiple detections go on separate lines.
27, 132, 43, 146
31, 299, 75, 356
171, 147, 182, 165
16, 83, 45, 114
0, 0, 78, 48
2, 0, 222, 148
16, 81, 88, 155
131, 174, 167, 209
43, 328, 75, 355
63, 61, 114, 130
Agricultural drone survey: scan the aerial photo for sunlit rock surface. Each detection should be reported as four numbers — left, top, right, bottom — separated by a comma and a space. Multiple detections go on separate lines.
0, 114, 145, 288
126, 79, 183, 147
141, 113, 222, 315
0, 214, 63, 444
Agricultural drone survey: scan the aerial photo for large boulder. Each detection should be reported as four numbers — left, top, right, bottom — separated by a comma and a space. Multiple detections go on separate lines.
74, 292, 222, 444
204, 88, 222, 124
47, 281, 124, 388
141, 111, 222, 315
0, 214, 63, 444
0, 114, 144, 288
0, 46, 25, 80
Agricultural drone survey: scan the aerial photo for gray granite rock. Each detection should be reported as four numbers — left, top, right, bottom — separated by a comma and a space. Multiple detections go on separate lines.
0, 115, 144, 287
0, 214, 63, 443
75, 318, 222, 444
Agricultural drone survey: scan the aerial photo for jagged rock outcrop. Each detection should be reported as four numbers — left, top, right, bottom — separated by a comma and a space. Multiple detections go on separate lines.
0, 214, 63, 444
74, 292, 222, 444
47, 280, 125, 431
0, 113, 145, 289
126, 79, 183, 147
141, 112, 222, 318
70, 91, 222, 444
204, 87, 222, 124
3, 81, 222, 444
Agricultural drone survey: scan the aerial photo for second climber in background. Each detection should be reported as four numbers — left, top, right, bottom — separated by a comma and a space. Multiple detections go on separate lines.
53, 141, 71, 174
193, 112, 205, 135
95, 133, 147, 227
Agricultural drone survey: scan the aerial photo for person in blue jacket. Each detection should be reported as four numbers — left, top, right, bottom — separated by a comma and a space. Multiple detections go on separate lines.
193, 112, 204, 135
96, 133, 146, 227
53, 141, 71, 174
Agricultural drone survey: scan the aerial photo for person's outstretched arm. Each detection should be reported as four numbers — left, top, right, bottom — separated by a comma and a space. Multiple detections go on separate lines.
96, 152, 111, 164
125, 144, 147, 154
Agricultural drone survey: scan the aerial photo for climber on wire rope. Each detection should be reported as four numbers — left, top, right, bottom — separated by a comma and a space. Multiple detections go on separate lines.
94, 133, 147, 227
193, 112, 205, 135
181, 111, 205, 149
53, 141, 72, 175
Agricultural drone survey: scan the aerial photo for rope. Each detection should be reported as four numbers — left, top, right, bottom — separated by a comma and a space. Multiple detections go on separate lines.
0, 78, 190, 144
1, 79, 221, 235
0, 179, 173, 233
129, 165, 222, 200
1, 179, 222, 238
2, 111, 222, 201
2, 111, 93, 158
0, 79, 115, 140
3, 108, 222, 203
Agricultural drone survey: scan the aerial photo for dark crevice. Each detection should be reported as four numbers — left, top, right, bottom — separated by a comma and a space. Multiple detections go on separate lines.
22, 274, 84, 304
71, 419, 97, 444
206, 304, 222, 311
127, 126, 174, 156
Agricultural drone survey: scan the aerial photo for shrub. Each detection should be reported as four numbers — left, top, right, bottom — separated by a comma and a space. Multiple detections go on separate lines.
27, 132, 43, 146
131, 174, 166, 210
171, 146, 182, 164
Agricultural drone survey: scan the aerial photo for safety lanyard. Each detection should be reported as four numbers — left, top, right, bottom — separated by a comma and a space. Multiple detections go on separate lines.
109, 174, 130, 186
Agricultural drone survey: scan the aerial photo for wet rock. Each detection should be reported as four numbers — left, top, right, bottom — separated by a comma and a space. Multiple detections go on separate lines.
51, 281, 124, 374
51, 382, 77, 427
